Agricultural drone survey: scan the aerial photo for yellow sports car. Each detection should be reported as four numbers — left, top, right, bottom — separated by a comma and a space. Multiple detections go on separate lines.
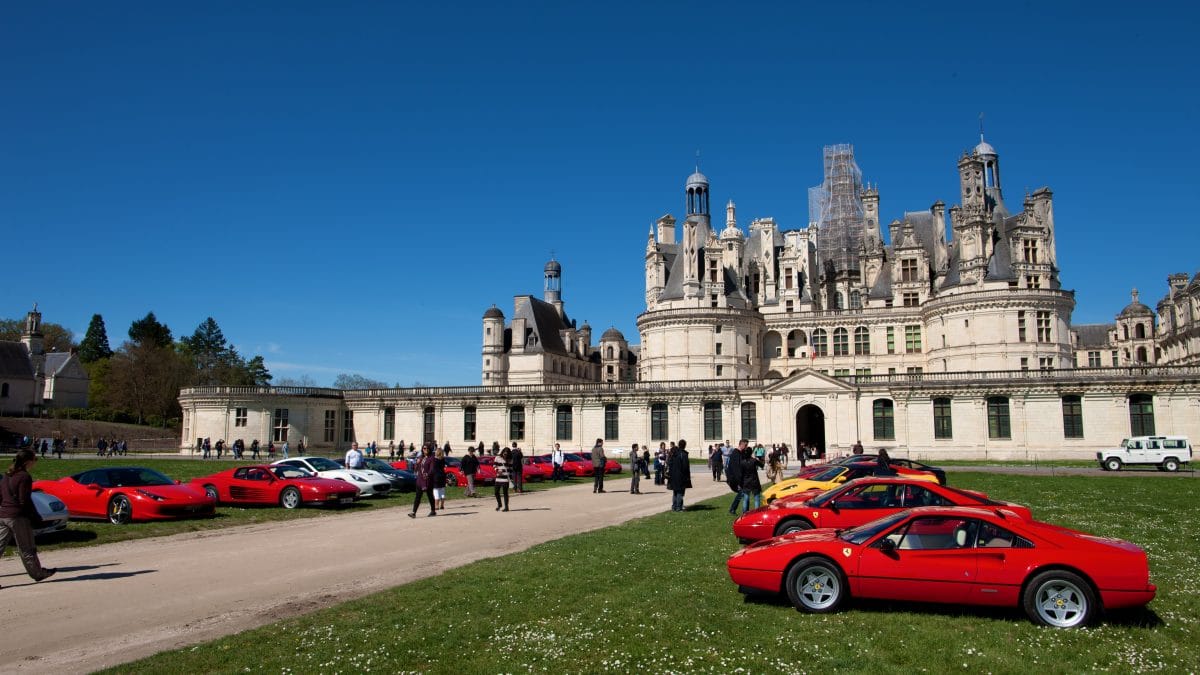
762, 463, 938, 503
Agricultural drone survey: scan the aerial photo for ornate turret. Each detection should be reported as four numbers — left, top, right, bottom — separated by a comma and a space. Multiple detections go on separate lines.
544, 259, 563, 318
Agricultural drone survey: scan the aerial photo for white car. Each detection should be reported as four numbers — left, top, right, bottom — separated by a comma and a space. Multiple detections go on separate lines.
272, 456, 393, 496
1098, 435, 1192, 472
32, 491, 70, 537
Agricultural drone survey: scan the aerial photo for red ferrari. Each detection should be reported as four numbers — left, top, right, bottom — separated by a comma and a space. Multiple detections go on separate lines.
33, 466, 215, 525
478, 455, 543, 482
535, 453, 593, 477
734, 477, 1032, 543
728, 506, 1156, 628
192, 465, 359, 509
392, 457, 496, 486
578, 452, 623, 474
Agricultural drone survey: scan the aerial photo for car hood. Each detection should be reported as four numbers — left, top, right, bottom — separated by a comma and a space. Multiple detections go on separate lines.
734, 528, 844, 557
32, 491, 68, 515
130, 484, 211, 501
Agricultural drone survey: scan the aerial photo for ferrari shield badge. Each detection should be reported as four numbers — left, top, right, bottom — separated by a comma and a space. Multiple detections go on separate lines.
812, 511, 819, 519
842, 547, 852, 558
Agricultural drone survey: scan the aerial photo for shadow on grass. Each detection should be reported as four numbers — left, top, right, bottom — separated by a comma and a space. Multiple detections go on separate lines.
37, 529, 99, 545
1105, 606, 1164, 628
684, 504, 716, 511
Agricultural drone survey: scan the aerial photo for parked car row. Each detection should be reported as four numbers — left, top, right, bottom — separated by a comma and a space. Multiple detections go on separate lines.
726, 475, 1157, 629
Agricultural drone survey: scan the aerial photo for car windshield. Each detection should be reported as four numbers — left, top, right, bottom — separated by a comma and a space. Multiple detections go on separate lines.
808, 466, 845, 482
272, 466, 314, 479
564, 453, 585, 462
809, 482, 854, 507
78, 467, 175, 488
363, 459, 394, 472
307, 457, 341, 471
1119, 438, 1131, 449
838, 510, 911, 545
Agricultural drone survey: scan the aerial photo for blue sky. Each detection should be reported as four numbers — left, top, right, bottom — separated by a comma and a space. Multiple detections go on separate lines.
3, 2, 1197, 386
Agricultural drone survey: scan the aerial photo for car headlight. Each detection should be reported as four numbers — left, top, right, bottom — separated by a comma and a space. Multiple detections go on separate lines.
352, 475, 367, 482
135, 489, 166, 501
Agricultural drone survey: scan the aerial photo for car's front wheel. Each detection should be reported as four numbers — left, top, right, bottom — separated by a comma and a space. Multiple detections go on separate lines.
1103, 457, 1122, 472
775, 519, 813, 537
108, 495, 133, 525
784, 557, 847, 613
1023, 570, 1097, 628
279, 486, 302, 509
445, 473, 458, 488
1163, 458, 1180, 472
203, 484, 219, 503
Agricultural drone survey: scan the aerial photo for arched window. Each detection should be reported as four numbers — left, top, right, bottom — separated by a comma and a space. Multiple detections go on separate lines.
833, 328, 849, 356
509, 406, 525, 441
740, 402, 757, 440
834, 292, 843, 310
854, 326, 870, 355
850, 290, 861, 309
650, 403, 668, 441
1135, 323, 1146, 339
1123, 325, 1129, 340
1128, 394, 1155, 436
763, 331, 783, 358
1136, 346, 1148, 363
703, 401, 722, 440
872, 399, 894, 440
556, 405, 573, 441
812, 329, 828, 356
787, 330, 807, 356
987, 397, 1011, 439
606, 346, 614, 359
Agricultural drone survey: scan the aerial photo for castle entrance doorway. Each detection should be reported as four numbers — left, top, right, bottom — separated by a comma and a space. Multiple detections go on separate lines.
796, 404, 826, 458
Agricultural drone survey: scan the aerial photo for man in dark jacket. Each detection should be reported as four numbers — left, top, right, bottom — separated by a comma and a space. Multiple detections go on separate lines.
667, 439, 692, 511
740, 442, 765, 511
510, 442, 525, 493
726, 440, 745, 514
461, 446, 480, 497
591, 439, 606, 493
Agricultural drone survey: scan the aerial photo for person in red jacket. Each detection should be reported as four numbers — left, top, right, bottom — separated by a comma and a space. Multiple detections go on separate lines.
0, 449, 56, 586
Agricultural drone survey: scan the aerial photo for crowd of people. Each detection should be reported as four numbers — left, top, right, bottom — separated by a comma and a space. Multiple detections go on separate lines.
194, 438, 304, 460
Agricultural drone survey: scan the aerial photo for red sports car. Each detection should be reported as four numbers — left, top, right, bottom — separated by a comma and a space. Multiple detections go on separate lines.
33, 466, 216, 525
192, 465, 359, 509
536, 453, 593, 477
478, 455, 543, 483
734, 477, 1032, 543
578, 452, 623, 474
391, 457, 493, 486
727, 506, 1156, 628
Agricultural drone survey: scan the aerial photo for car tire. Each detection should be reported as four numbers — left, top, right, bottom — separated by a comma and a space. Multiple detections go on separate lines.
203, 484, 219, 503
1103, 457, 1122, 472
1023, 570, 1097, 628
445, 473, 458, 488
775, 519, 814, 537
108, 495, 133, 525
279, 487, 302, 509
1163, 458, 1180, 472
784, 557, 846, 613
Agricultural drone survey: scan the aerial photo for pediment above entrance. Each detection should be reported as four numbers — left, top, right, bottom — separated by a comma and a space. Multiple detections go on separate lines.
760, 368, 856, 394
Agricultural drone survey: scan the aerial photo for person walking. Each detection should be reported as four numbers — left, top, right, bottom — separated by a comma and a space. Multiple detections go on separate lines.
493, 447, 511, 512
628, 443, 642, 494
641, 447, 651, 479
462, 446, 480, 497
667, 439, 692, 511
250, 439, 260, 460
432, 447, 448, 510
551, 443, 566, 482
408, 444, 437, 518
510, 443, 525, 494
591, 438, 607, 493
281, 441, 290, 459
709, 445, 723, 482
654, 442, 667, 485
726, 440, 747, 515
0, 450, 56, 586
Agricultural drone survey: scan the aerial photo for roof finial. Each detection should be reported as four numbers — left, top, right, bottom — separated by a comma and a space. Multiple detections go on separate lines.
979, 112, 985, 143
549, 248, 556, 261
695, 149, 701, 172
1132, 287, 1139, 304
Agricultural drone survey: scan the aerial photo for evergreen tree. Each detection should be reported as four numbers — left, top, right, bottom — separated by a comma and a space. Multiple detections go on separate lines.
129, 312, 173, 348
245, 355, 272, 386
78, 314, 114, 363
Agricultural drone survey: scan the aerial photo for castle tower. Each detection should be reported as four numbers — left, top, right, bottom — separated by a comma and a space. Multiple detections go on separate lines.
21, 303, 44, 357
481, 305, 506, 384
544, 259, 563, 318
681, 168, 710, 298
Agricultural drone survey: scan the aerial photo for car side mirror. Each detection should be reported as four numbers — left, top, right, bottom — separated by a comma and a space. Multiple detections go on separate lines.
879, 538, 896, 553
828, 500, 839, 513
175, 480, 181, 485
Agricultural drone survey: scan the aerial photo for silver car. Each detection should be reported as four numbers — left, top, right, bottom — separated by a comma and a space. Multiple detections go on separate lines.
32, 491, 70, 537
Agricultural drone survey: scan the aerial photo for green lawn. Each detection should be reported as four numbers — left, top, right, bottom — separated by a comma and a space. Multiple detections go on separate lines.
109, 470, 1200, 674
32, 458, 571, 551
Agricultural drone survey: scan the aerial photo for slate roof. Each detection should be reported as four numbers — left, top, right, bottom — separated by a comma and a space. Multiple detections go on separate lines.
0, 342, 34, 379
512, 296, 572, 355
1073, 324, 1113, 348
44, 352, 72, 376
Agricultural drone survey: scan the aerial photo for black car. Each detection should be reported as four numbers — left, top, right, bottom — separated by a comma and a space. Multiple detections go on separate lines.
840, 454, 947, 485
334, 457, 416, 492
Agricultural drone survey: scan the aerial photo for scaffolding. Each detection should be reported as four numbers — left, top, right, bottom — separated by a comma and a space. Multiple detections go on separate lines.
808, 144, 865, 276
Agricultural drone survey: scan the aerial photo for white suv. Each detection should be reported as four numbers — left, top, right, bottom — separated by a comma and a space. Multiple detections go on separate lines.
1098, 436, 1192, 472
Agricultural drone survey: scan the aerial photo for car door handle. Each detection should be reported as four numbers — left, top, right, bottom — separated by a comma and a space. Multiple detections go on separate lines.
979, 552, 1006, 560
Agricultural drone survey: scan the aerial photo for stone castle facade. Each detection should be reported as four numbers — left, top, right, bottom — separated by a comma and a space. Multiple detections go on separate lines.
180, 137, 1200, 459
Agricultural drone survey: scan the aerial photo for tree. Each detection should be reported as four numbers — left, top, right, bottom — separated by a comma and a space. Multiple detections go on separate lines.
333, 373, 388, 390
78, 314, 114, 363
180, 317, 270, 387
0, 318, 76, 352
103, 341, 192, 425
244, 355, 272, 386
275, 374, 318, 387
129, 312, 173, 348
